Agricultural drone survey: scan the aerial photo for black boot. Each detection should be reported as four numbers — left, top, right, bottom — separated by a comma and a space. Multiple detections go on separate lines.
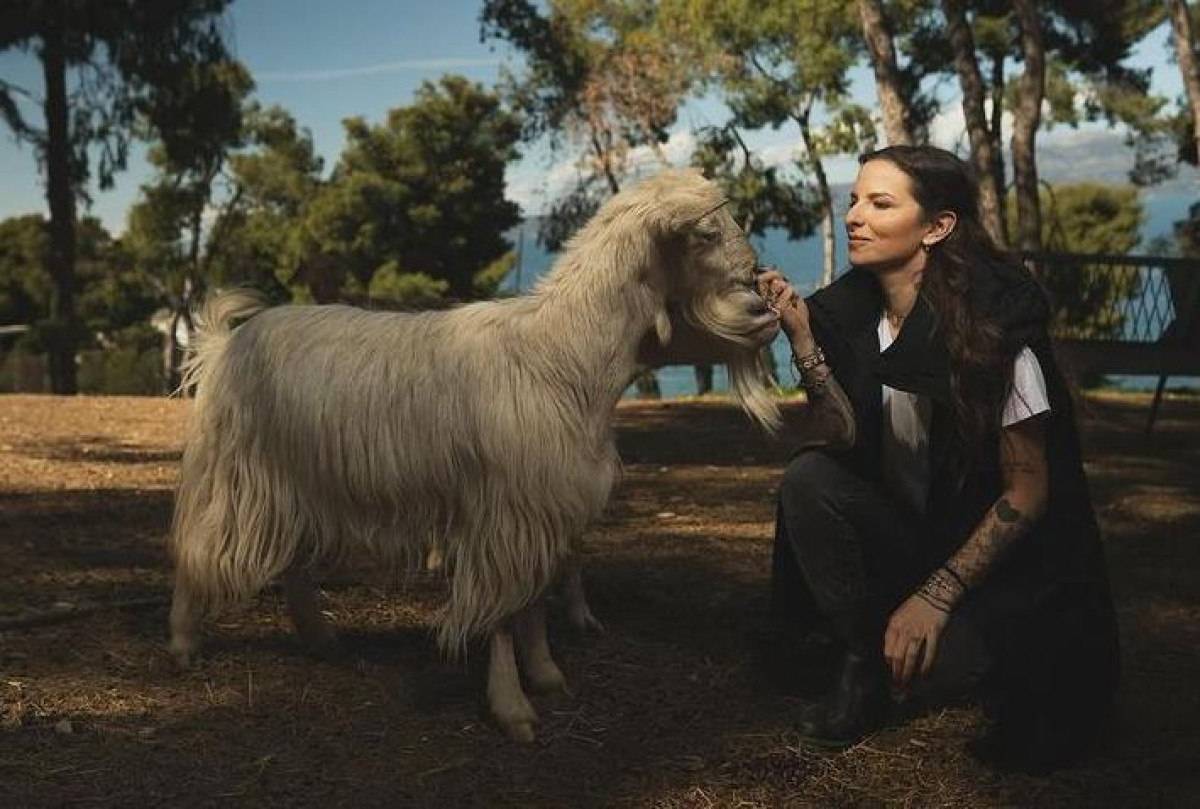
795, 650, 891, 748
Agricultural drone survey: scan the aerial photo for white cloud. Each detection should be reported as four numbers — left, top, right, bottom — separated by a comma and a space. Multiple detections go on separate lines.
923, 98, 1152, 185
255, 58, 500, 82
505, 129, 701, 215
758, 141, 802, 169
505, 156, 587, 216
505, 93, 1188, 215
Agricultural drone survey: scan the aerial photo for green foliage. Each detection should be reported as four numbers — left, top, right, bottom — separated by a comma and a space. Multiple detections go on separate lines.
905, 1, 1172, 192
669, 0, 868, 129
76, 219, 159, 336
484, 0, 686, 148
536, 177, 606, 252
303, 76, 522, 300
481, 0, 593, 141
367, 263, 449, 303
0, 345, 46, 393
1035, 183, 1144, 254
1, 0, 244, 392
0, 214, 163, 393
0, 215, 49, 326
1130, 107, 1196, 186
0, 0, 242, 190
483, 0, 693, 248
474, 251, 518, 298
78, 324, 164, 396
668, 0, 874, 281
211, 105, 325, 298
0, 215, 156, 338
1019, 183, 1145, 339
689, 125, 819, 240
1174, 202, 1200, 258
123, 61, 254, 311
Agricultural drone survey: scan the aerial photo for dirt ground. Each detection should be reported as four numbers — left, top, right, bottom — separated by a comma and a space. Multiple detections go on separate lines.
1, 390, 1198, 808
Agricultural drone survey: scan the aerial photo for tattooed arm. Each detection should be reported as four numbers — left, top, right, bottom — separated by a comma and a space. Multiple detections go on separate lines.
884, 415, 1050, 685
945, 414, 1050, 589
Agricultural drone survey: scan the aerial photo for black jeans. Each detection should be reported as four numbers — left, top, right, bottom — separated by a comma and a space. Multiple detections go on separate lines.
772, 450, 991, 701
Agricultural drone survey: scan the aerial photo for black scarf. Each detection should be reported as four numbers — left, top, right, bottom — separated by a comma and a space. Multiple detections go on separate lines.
806, 258, 1051, 404
805, 258, 1055, 538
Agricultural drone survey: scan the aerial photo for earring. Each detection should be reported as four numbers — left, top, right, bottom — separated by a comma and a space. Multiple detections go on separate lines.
921, 242, 932, 253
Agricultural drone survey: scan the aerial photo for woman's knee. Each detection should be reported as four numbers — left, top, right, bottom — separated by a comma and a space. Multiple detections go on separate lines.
780, 450, 850, 506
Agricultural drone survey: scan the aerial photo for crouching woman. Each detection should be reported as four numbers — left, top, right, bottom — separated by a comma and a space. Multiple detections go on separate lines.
762, 145, 1120, 771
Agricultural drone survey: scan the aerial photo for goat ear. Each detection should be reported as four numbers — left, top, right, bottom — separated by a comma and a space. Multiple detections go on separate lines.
644, 170, 725, 235
654, 307, 673, 346
667, 194, 728, 236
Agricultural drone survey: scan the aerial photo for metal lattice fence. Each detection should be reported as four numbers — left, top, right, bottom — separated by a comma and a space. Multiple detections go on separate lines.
1020, 252, 1200, 345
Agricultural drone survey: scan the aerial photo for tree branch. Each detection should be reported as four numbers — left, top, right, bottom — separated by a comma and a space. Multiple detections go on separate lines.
0, 79, 41, 142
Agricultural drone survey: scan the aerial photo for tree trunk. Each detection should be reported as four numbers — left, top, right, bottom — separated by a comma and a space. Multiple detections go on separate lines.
858, 0, 914, 146
988, 49, 1008, 237
942, 0, 1007, 247
633, 369, 662, 398
167, 199, 210, 391
1011, 0, 1045, 252
694, 364, 713, 395
1170, 0, 1200, 164
591, 131, 622, 196
41, 28, 78, 394
796, 103, 836, 287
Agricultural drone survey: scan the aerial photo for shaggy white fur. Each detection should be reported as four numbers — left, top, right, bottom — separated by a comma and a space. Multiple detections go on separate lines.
167, 168, 780, 742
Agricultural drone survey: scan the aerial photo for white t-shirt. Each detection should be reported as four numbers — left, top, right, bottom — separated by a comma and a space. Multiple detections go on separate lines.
878, 314, 1050, 513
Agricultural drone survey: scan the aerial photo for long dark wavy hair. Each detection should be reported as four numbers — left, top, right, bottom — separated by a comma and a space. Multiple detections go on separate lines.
859, 145, 1029, 471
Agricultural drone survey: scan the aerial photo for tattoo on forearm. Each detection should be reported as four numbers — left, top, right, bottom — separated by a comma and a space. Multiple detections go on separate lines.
996, 497, 1023, 522
948, 496, 1034, 589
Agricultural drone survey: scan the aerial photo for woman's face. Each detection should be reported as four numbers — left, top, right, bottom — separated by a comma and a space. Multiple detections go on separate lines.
845, 159, 938, 271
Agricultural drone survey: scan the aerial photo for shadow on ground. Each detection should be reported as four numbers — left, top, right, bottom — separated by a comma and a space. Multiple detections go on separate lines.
1, 392, 1198, 807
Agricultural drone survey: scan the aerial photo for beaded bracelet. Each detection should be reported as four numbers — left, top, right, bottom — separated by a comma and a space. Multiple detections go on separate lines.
792, 346, 826, 373
940, 563, 967, 592
915, 591, 951, 614
917, 567, 963, 613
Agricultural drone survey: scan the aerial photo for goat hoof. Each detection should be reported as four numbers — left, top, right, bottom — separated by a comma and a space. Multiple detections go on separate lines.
492, 699, 539, 743
569, 609, 605, 635
528, 667, 569, 696
503, 720, 538, 744
168, 638, 194, 670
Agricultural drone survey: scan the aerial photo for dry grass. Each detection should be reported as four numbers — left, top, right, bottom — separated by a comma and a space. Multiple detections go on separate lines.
1, 391, 1198, 808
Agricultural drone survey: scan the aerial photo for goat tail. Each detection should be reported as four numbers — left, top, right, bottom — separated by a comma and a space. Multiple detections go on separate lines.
177, 288, 269, 397
170, 288, 280, 631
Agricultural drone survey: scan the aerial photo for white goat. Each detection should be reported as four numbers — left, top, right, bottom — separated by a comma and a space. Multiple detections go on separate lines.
167, 168, 780, 741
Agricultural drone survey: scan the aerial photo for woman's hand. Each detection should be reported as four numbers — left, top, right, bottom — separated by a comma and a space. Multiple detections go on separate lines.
756, 269, 811, 344
883, 594, 950, 687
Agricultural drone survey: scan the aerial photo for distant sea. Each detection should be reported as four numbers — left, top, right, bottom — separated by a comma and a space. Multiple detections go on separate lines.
505, 189, 1199, 398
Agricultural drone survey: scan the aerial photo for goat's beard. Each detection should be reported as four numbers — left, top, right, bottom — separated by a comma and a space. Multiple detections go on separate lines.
684, 289, 782, 433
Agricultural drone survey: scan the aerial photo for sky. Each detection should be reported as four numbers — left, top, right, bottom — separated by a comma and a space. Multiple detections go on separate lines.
0, 0, 1196, 236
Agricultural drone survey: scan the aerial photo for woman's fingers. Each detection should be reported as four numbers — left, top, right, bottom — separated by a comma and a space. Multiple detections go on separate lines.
884, 624, 905, 682
768, 281, 800, 311
900, 638, 924, 686
756, 270, 785, 296
920, 629, 941, 679
755, 271, 798, 305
